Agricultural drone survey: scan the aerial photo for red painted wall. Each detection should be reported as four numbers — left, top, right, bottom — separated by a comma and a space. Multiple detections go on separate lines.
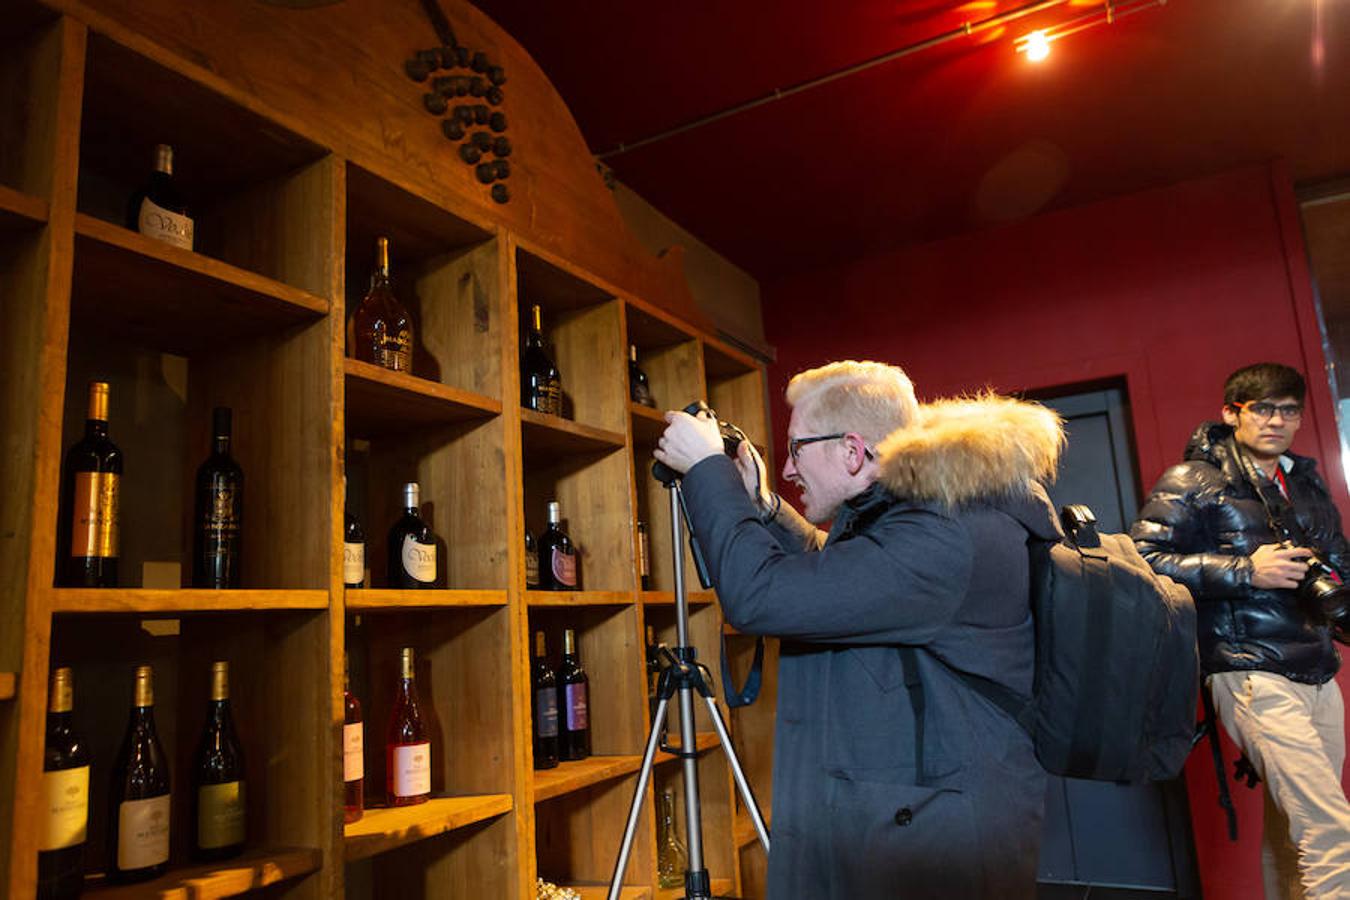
762, 161, 1348, 900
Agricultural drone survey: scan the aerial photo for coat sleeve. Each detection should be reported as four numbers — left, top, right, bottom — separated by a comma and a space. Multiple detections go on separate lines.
764, 494, 826, 552
1307, 469, 1350, 582
681, 456, 973, 645
1130, 463, 1253, 600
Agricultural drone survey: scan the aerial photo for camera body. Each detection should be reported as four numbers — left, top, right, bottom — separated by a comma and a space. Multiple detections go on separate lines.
1295, 549, 1350, 639
650, 401, 750, 486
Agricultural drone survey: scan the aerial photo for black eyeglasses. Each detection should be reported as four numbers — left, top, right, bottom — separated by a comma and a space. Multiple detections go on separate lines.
1232, 400, 1304, 422
788, 433, 875, 462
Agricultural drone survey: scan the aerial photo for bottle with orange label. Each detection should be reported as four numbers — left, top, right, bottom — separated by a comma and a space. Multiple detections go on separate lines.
61, 381, 122, 587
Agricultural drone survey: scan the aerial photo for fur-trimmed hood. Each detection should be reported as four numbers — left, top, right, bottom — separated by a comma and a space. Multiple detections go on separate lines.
877, 393, 1065, 509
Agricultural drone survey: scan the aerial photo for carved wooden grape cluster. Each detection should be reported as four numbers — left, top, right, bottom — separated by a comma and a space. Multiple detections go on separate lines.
406, 44, 513, 204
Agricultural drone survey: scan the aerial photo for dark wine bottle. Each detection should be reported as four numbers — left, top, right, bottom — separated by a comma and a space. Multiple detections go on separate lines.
538, 501, 578, 591
126, 144, 193, 250
348, 236, 413, 372
629, 345, 656, 408
531, 631, 559, 770
61, 381, 121, 588
387, 483, 437, 589
192, 661, 245, 861
386, 647, 431, 806
521, 304, 562, 416
557, 629, 591, 761
38, 667, 90, 900
109, 666, 170, 883
638, 521, 652, 591
645, 626, 667, 747
344, 500, 366, 590
344, 655, 364, 823
524, 530, 540, 590
193, 407, 244, 589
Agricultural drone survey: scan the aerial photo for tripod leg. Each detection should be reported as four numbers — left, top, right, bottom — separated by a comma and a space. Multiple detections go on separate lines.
607, 697, 670, 900
702, 694, 771, 853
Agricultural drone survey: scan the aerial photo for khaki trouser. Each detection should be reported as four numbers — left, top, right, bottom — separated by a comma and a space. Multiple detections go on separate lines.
1209, 671, 1350, 899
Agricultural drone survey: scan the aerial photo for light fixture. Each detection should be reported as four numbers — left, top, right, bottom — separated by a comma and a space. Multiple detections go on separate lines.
1015, 0, 1166, 61
1024, 30, 1052, 61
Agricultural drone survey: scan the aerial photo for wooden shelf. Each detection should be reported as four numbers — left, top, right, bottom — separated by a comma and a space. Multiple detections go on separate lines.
527, 590, 633, 607
641, 591, 716, 606
0, 182, 47, 230
533, 754, 643, 803
655, 878, 733, 900
71, 213, 328, 354
344, 358, 500, 435
558, 886, 651, 900
50, 589, 328, 614
0, 673, 13, 701
629, 403, 668, 445
83, 845, 320, 899
521, 408, 626, 456
346, 588, 508, 610
344, 794, 513, 862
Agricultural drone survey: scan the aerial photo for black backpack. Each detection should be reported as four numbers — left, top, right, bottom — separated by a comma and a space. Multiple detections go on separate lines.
908, 505, 1200, 783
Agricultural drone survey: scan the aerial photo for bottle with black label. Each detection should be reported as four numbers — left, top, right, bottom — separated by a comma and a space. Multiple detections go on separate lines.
39, 667, 90, 900
127, 144, 193, 250
524, 529, 540, 590
193, 407, 244, 589
344, 479, 366, 589
538, 501, 578, 591
521, 304, 562, 416
192, 661, 245, 860
629, 345, 656, 408
557, 628, 591, 761
109, 666, 170, 883
637, 521, 652, 591
387, 483, 437, 589
61, 381, 121, 588
531, 631, 559, 770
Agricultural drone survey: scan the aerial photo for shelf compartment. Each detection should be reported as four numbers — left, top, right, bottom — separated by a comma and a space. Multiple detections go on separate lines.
559, 886, 651, 900
0, 672, 13, 700
0, 183, 47, 230
71, 213, 328, 355
50, 589, 328, 614
533, 754, 643, 804
735, 806, 771, 849
344, 358, 500, 435
526, 591, 632, 607
83, 845, 321, 899
640, 591, 716, 606
344, 793, 513, 862
521, 409, 626, 456
345, 589, 507, 610
629, 403, 668, 445
704, 341, 769, 450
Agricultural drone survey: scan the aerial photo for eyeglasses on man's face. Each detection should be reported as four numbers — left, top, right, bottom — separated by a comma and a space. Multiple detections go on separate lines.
1231, 400, 1304, 422
787, 433, 874, 462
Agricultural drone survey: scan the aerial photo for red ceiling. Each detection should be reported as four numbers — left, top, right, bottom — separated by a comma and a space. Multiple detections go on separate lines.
471, 0, 1350, 278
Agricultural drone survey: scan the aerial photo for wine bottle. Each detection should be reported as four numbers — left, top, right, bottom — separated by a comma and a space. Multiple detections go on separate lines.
387, 483, 437, 589
520, 304, 562, 416
349, 236, 413, 373
524, 529, 540, 590
109, 666, 170, 883
193, 406, 244, 589
629, 345, 656, 408
645, 626, 667, 747
192, 661, 245, 861
344, 493, 366, 590
531, 631, 559, 770
656, 786, 688, 888
538, 501, 578, 591
637, 521, 652, 591
38, 667, 90, 900
557, 629, 591, 761
126, 144, 193, 250
61, 381, 121, 588
343, 655, 364, 823
386, 647, 431, 806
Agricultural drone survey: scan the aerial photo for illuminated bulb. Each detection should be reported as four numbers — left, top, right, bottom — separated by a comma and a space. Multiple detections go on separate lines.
1025, 30, 1051, 62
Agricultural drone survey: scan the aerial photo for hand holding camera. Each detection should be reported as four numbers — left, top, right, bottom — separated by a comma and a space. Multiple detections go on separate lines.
1250, 542, 1311, 590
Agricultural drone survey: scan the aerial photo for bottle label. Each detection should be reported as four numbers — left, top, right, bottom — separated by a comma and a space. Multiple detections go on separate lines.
201, 483, 241, 564
533, 383, 563, 417
565, 683, 589, 731
71, 471, 119, 558
344, 542, 365, 586
391, 742, 431, 797
39, 765, 89, 851
344, 722, 364, 782
551, 548, 577, 588
535, 688, 559, 738
117, 794, 170, 870
401, 536, 436, 584
525, 545, 539, 587
138, 197, 194, 250
376, 332, 412, 372
197, 781, 245, 849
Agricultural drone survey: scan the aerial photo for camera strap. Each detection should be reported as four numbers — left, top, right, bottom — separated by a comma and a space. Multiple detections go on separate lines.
1231, 439, 1306, 544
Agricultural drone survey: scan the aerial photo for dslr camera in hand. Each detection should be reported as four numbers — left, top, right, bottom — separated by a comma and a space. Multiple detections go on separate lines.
651, 401, 750, 485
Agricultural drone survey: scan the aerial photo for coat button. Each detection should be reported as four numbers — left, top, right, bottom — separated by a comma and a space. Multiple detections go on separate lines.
894, 807, 913, 827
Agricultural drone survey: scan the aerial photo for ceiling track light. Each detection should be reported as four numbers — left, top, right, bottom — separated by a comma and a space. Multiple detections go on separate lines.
1015, 0, 1168, 58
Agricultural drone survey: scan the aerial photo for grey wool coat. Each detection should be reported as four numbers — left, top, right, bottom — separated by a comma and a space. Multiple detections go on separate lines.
681, 395, 1065, 899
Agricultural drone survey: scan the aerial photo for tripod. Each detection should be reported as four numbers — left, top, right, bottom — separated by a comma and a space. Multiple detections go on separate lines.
607, 478, 770, 900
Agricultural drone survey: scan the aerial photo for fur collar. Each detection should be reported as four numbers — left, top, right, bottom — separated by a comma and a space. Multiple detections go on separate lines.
877, 393, 1065, 507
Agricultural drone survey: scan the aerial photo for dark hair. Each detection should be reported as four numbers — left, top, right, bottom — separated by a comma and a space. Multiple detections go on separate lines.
1223, 363, 1306, 406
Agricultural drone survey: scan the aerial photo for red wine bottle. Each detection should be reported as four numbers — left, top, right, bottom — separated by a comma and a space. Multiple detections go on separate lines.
538, 501, 577, 591
192, 661, 245, 860
60, 381, 121, 588
521, 304, 562, 415
127, 144, 193, 250
557, 629, 591, 761
387, 483, 437, 589
386, 647, 431, 806
109, 666, 170, 883
531, 631, 559, 770
524, 529, 540, 590
344, 656, 364, 823
629, 345, 656, 408
39, 667, 90, 900
193, 407, 243, 589
344, 479, 366, 589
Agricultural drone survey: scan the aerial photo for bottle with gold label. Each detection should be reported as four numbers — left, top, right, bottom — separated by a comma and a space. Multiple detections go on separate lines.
60, 381, 122, 588
192, 661, 245, 860
521, 304, 562, 416
109, 666, 170, 883
39, 667, 89, 900
348, 236, 413, 372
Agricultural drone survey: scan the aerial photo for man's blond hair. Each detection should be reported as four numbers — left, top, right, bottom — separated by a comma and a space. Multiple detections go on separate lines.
785, 360, 918, 447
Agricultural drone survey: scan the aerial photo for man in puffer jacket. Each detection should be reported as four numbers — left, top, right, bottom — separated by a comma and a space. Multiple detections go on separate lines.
655, 360, 1063, 899
1132, 362, 1350, 899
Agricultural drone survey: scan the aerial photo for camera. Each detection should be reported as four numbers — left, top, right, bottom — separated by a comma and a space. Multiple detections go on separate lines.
651, 401, 750, 485
1294, 549, 1350, 641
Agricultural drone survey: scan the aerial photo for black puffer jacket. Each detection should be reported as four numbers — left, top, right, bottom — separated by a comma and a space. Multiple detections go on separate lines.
1131, 422, 1347, 683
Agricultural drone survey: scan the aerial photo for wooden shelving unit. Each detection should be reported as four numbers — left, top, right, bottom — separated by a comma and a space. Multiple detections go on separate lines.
0, 2, 776, 898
